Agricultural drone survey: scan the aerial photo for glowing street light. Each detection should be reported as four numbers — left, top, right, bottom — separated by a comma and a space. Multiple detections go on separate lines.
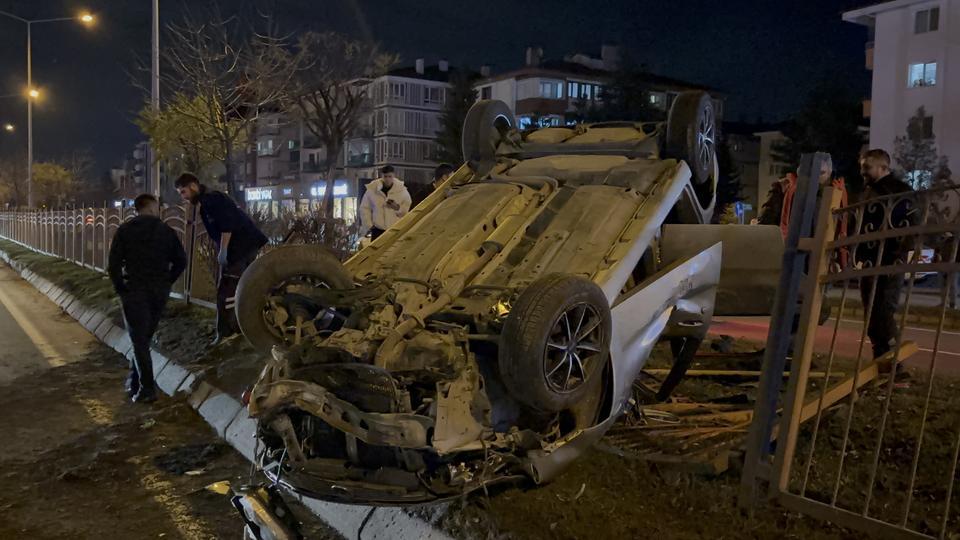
3, 124, 13, 133
0, 8, 96, 207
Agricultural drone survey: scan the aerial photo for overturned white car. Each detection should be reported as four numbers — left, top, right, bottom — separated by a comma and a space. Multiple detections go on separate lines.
234, 93, 724, 507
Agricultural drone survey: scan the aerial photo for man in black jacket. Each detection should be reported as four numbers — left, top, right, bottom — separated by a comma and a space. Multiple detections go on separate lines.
175, 173, 268, 344
108, 194, 187, 403
857, 149, 919, 359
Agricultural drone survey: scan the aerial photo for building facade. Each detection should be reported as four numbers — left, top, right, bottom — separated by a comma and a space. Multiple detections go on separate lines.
844, 0, 959, 176
475, 45, 723, 129
361, 60, 459, 185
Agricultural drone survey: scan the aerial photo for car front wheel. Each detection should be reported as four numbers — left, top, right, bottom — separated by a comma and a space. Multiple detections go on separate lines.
499, 274, 611, 413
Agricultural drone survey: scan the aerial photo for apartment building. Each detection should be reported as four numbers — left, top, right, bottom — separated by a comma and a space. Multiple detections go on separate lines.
475, 45, 723, 129
843, 0, 959, 175
360, 60, 461, 185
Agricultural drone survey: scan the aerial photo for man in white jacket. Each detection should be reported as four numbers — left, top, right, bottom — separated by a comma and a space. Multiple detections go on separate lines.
360, 165, 412, 240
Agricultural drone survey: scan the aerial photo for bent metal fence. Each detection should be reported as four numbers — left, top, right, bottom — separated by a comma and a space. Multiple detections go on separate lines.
0, 205, 360, 310
0, 204, 217, 308
742, 155, 960, 538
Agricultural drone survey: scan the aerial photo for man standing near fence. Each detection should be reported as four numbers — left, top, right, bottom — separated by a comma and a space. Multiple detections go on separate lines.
360, 165, 412, 241
108, 194, 186, 403
857, 149, 918, 360
175, 173, 268, 345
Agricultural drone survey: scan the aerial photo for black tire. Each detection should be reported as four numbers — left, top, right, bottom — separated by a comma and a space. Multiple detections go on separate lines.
236, 245, 354, 354
462, 100, 514, 167
499, 274, 612, 412
665, 91, 717, 186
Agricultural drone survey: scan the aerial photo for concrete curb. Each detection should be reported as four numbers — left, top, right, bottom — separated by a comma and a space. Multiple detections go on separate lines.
0, 247, 452, 540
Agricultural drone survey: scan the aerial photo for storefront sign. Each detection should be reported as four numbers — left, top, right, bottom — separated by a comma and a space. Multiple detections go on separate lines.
246, 187, 273, 201
310, 181, 349, 198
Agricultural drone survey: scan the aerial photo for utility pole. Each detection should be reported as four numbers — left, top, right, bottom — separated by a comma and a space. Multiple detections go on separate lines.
26, 22, 32, 208
151, 0, 161, 199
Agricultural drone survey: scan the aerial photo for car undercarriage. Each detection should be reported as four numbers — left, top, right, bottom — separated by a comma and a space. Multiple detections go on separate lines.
235, 93, 726, 510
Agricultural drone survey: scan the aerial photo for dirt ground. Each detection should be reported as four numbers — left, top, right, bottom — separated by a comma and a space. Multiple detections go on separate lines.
0, 342, 342, 540
6, 240, 957, 539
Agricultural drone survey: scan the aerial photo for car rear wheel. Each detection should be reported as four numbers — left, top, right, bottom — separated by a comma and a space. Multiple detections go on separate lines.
499, 274, 611, 413
236, 245, 354, 354
462, 100, 514, 170
665, 91, 717, 187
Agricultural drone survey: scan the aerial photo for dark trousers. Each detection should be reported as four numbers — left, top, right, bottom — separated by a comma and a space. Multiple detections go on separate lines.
217, 249, 258, 339
860, 275, 903, 358
121, 286, 170, 394
369, 227, 386, 240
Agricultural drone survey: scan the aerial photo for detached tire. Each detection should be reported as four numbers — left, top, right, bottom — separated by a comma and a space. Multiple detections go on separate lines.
665, 91, 717, 186
236, 245, 353, 354
499, 274, 611, 412
462, 100, 514, 168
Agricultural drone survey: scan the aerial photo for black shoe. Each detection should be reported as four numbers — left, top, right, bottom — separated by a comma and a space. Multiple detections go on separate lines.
131, 389, 158, 403
125, 374, 140, 397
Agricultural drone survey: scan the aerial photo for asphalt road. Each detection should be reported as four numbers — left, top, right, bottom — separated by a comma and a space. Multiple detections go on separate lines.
0, 261, 97, 383
711, 315, 960, 375
0, 260, 341, 539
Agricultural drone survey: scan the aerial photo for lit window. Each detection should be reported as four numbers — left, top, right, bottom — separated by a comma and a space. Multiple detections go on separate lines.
568, 82, 580, 98
424, 86, 443, 105
581, 84, 592, 100
906, 169, 933, 189
914, 7, 940, 34
518, 116, 533, 130
649, 93, 666, 108
908, 62, 937, 87
539, 81, 562, 99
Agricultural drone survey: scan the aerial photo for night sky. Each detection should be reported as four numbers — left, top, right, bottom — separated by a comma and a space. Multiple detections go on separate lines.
0, 0, 871, 178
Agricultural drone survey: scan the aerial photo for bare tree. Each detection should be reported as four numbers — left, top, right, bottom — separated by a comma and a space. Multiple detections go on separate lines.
158, 8, 295, 196
0, 153, 27, 208
276, 32, 396, 218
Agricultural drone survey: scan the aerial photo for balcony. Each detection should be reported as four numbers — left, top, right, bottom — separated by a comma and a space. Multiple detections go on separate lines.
303, 162, 323, 173
347, 153, 373, 168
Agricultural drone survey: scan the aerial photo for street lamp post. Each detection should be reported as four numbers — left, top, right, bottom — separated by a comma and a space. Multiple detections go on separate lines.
152, 0, 161, 199
0, 10, 95, 208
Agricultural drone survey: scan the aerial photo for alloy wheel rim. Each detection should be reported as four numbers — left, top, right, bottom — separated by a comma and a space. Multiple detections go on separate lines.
544, 303, 604, 394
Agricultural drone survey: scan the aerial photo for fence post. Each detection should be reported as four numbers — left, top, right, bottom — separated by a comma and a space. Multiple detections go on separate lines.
185, 204, 198, 305
102, 201, 108, 271
739, 152, 831, 508
80, 208, 85, 268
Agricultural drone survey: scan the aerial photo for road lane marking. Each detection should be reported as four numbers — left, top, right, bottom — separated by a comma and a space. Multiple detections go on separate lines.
133, 461, 219, 540
77, 398, 115, 426
838, 318, 960, 337
0, 283, 65, 366
918, 348, 960, 357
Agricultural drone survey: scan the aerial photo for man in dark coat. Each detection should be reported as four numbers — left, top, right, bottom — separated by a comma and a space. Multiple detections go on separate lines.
175, 173, 268, 344
108, 194, 186, 403
856, 149, 919, 359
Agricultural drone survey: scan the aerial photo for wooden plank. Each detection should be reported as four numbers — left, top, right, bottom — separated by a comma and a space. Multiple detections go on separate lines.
643, 369, 842, 379
769, 341, 918, 442
796, 341, 917, 426
642, 403, 744, 414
